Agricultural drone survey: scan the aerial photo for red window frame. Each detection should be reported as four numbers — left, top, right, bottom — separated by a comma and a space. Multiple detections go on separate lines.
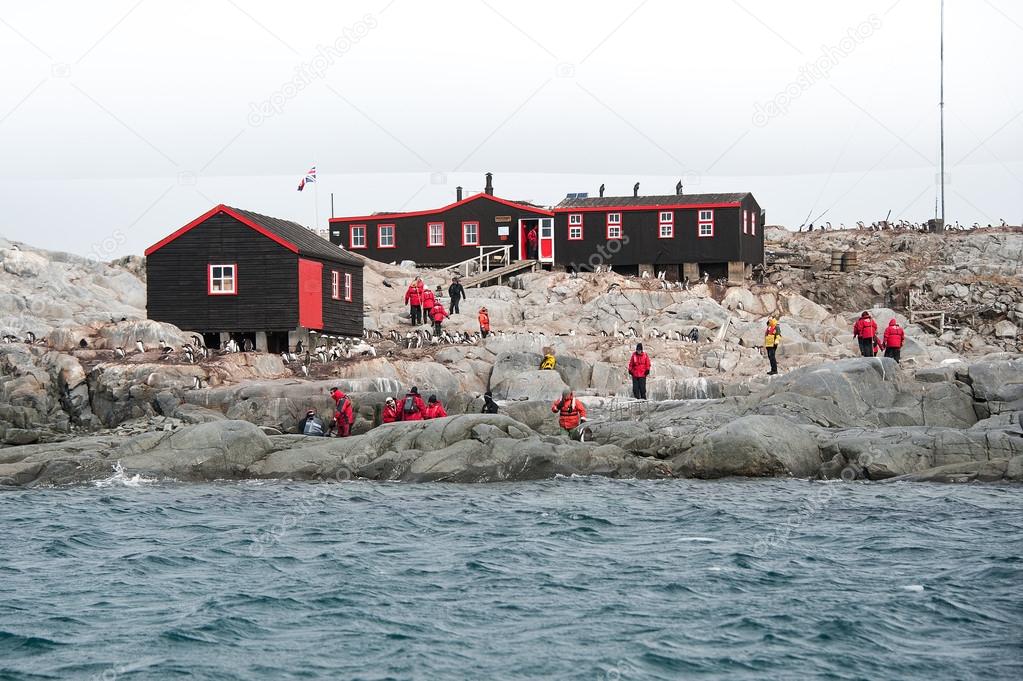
606, 212, 622, 240
698, 209, 714, 238
344, 272, 353, 302
568, 213, 583, 241
207, 263, 238, 296
349, 224, 367, 249
377, 224, 396, 249
426, 221, 445, 247
461, 221, 479, 246
331, 270, 340, 300
658, 210, 674, 239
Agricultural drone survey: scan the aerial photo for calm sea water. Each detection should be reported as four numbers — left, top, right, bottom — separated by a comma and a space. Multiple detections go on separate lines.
1, 477, 1020, 680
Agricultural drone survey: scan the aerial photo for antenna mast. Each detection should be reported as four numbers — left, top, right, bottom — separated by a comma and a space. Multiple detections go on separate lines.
939, 0, 945, 228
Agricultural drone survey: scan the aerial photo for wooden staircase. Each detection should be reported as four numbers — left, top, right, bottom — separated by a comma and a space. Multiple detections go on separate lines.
460, 259, 538, 288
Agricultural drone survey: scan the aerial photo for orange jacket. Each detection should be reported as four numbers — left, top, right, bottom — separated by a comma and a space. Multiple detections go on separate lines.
551, 394, 586, 430
478, 310, 490, 332
424, 402, 448, 419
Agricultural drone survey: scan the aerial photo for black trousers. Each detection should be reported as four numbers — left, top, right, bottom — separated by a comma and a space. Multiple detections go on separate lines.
632, 376, 647, 399
410, 304, 421, 325
858, 337, 875, 357
884, 347, 901, 363
767, 346, 778, 374
450, 297, 460, 314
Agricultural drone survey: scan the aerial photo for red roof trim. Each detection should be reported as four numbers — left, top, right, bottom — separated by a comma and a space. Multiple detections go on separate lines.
328, 192, 553, 223
144, 204, 300, 256
552, 201, 740, 214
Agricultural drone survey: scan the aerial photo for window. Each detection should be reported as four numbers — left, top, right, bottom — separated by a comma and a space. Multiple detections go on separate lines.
377, 224, 395, 248
208, 264, 236, 295
750, 212, 757, 236
349, 224, 367, 249
698, 209, 714, 238
658, 210, 674, 239
344, 272, 353, 302
743, 210, 749, 234
568, 214, 585, 241
606, 212, 622, 240
461, 221, 479, 246
331, 270, 340, 300
427, 221, 445, 247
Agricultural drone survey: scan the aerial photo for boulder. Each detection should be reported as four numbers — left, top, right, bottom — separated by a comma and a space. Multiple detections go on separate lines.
671, 415, 822, 478
117, 420, 275, 480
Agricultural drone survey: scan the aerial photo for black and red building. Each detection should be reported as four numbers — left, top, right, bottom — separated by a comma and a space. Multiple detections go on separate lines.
328, 173, 554, 267
145, 204, 363, 351
553, 191, 765, 281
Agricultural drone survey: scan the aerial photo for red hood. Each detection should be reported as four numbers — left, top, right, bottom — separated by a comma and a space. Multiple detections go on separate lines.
888, 319, 899, 326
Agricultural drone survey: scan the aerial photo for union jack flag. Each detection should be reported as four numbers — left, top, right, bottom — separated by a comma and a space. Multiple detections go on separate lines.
297, 166, 317, 191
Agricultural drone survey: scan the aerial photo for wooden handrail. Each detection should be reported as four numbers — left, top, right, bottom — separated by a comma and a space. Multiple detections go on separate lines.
439, 245, 512, 279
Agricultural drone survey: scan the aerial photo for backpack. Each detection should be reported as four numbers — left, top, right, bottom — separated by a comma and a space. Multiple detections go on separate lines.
403, 395, 419, 414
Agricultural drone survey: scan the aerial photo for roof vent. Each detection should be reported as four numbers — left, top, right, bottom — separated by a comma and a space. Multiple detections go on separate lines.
676, 180, 683, 195
633, 182, 640, 197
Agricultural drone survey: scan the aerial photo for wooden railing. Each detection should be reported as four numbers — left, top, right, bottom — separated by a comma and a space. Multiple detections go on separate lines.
439, 245, 513, 279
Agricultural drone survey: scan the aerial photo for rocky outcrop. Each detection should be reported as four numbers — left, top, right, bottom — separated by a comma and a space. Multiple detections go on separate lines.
0, 416, 669, 487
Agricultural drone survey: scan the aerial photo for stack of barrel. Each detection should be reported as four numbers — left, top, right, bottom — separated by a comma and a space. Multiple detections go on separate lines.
830, 249, 859, 272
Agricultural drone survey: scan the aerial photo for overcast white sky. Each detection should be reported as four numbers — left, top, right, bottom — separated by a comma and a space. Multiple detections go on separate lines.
1, 0, 1020, 258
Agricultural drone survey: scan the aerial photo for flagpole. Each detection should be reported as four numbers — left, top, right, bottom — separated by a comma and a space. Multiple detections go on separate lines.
314, 168, 320, 231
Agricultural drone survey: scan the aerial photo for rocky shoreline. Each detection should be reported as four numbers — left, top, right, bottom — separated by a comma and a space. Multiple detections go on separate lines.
1, 231, 1021, 488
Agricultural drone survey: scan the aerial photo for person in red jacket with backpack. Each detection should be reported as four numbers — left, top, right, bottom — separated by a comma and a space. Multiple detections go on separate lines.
852, 311, 879, 357
420, 286, 436, 324
399, 386, 427, 421
627, 343, 651, 400
329, 386, 354, 437
882, 319, 905, 363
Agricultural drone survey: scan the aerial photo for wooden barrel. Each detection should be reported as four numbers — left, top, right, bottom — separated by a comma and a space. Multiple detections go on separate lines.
842, 250, 858, 272
830, 250, 843, 271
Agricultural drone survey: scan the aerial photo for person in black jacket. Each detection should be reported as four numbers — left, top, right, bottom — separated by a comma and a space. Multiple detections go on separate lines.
297, 409, 326, 436
481, 391, 499, 414
448, 276, 466, 315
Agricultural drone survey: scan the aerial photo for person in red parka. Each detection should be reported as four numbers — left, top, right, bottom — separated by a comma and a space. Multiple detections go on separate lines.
404, 278, 423, 326
882, 319, 905, 363
526, 226, 539, 260
852, 311, 879, 357
430, 299, 449, 336
381, 397, 400, 424
420, 286, 436, 324
329, 386, 354, 437
398, 386, 427, 421
627, 343, 651, 400
424, 395, 448, 419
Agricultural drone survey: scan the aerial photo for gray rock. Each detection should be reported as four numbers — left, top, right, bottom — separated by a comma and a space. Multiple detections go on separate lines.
671, 415, 822, 478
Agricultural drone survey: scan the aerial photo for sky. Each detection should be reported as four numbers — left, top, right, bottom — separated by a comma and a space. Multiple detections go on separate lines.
0, 0, 1020, 258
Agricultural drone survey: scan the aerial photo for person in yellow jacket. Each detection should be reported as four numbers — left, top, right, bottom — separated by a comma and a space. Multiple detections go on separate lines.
539, 349, 556, 370
764, 317, 781, 375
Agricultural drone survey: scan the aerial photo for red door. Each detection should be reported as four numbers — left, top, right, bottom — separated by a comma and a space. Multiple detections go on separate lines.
538, 218, 554, 262
298, 258, 323, 329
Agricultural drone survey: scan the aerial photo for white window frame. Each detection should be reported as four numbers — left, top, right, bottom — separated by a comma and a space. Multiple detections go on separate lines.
208, 264, 236, 295
569, 213, 583, 225
344, 272, 353, 302
461, 221, 479, 246
427, 221, 445, 247
349, 224, 367, 249
658, 210, 674, 239
606, 212, 622, 240
377, 224, 396, 248
698, 209, 714, 238
750, 212, 757, 236
331, 270, 340, 300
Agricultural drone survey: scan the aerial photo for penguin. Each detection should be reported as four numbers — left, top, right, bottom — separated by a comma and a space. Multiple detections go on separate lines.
160, 341, 174, 353
295, 340, 304, 354
183, 347, 195, 364
191, 334, 205, 348
242, 338, 254, 352
25, 331, 36, 343
191, 376, 203, 390
135, 339, 145, 354
114, 346, 126, 359
301, 364, 309, 377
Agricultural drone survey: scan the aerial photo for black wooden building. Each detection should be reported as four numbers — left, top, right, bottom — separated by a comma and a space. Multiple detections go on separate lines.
553, 192, 765, 282
328, 173, 553, 267
146, 204, 364, 352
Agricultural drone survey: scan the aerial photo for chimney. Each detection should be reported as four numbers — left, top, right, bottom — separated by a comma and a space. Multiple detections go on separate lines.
484, 172, 493, 195
633, 182, 640, 197
456, 186, 463, 201
676, 180, 683, 195
599, 183, 605, 198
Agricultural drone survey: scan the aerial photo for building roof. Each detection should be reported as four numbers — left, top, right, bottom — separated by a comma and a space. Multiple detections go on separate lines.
330, 192, 553, 222
145, 205, 363, 266
554, 193, 751, 210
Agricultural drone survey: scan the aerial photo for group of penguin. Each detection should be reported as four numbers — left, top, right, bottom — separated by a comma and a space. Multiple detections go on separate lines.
1, 331, 47, 345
